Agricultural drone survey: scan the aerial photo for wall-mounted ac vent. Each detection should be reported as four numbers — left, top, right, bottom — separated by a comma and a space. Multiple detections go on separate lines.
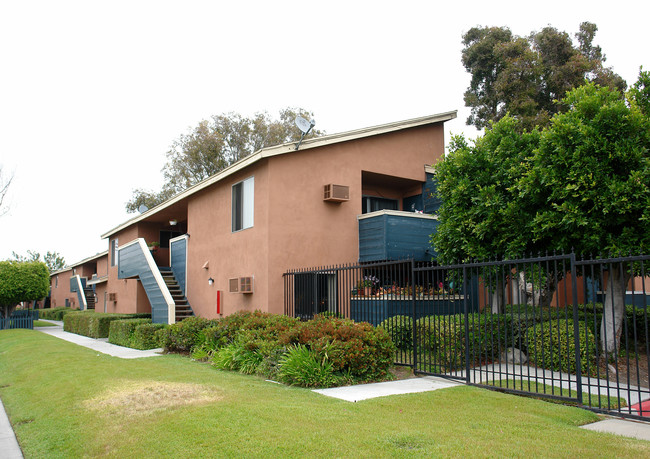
108, 293, 117, 302
229, 277, 254, 294
324, 184, 349, 202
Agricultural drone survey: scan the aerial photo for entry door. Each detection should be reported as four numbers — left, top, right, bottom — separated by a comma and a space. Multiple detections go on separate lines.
170, 235, 188, 295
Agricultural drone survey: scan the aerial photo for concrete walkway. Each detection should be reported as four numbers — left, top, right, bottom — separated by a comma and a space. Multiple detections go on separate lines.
35, 321, 164, 359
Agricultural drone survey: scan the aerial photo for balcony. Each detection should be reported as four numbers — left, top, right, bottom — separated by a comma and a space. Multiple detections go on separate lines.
358, 210, 439, 263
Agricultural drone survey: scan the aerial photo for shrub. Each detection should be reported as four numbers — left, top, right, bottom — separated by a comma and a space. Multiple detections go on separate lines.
108, 319, 152, 347
211, 340, 265, 375
277, 344, 337, 388
415, 312, 512, 371
286, 315, 395, 382
526, 319, 597, 375
132, 323, 166, 350
158, 316, 217, 353
39, 307, 72, 320
63, 312, 151, 338
378, 315, 413, 351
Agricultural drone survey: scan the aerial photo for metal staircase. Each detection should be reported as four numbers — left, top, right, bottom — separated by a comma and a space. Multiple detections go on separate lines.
159, 268, 193, 322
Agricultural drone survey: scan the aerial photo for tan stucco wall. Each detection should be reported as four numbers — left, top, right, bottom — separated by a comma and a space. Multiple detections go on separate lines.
50, 270, 75, 308
99, 122, 446, 319
185, 161, 270, 318
264, 123, 445, 313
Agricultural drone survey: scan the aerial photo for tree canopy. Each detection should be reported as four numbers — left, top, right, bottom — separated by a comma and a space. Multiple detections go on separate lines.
433, 70, 650, 351
12, 250, 66, 274
462, 22, 626, 131
126, 107, 322, 212
0, 261, 50, 318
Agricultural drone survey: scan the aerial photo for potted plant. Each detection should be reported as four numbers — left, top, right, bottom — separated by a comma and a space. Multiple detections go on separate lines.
148, 241, 160, 252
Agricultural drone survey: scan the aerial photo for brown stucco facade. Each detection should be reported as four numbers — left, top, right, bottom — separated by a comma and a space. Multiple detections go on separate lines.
95, 112, 455, 321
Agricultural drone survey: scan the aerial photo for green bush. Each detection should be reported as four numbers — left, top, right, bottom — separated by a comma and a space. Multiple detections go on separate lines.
378, 315, 413, 351
415, 312, 512, 371
132, 323, 166, 350
63, 311, 151, 338
286, 315, 395, 382
38, 307, 72, 320
108, 319, 152, 348
277, 344, 338, 388
157, 317, 217, 353
526, 319, 597, 375
211, 340, 265, 375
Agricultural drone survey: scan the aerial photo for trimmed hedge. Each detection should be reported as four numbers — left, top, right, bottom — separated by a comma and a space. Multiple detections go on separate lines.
526, 319, 597, 375
415, 311, 512, 371
108, 319, 153, 348
38, 307, 73, 321
133, 323, 166, 350
63, 311, 151, 338
378, 315, 413, 351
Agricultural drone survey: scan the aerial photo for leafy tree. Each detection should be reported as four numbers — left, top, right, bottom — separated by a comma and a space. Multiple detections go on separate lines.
0, 261, 50, 320
12, 250, 66, 274
524, 81, 650, 354
126, 107, 322, 212
629, 66, 650, 116
0, 165, 13, 217
462, 22, 626, 131
432, 116, 541, 310
433, 72, 650, 351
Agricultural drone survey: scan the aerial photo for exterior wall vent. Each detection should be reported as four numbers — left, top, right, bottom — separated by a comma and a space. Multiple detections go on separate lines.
108, 293, 117, 302
324, 184, 349, 202
229, 277, 254, 293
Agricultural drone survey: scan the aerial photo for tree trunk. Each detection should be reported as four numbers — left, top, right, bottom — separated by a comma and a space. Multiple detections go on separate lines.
491, 278, 506, 313
600, 264, 629, 356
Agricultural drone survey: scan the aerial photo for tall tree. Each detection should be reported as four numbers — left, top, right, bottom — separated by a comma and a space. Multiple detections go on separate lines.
462, 22, 626, 131
0, 261, 50, 320
126, 107, 322, 212
12, 250, 66, 273
524, 80, 650, 354
433, 71, 650, 351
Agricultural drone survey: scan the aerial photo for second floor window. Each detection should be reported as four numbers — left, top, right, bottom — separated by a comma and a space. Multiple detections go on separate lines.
232, 177, 254, 232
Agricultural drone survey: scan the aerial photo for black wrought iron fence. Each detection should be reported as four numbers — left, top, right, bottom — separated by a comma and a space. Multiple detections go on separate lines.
284, 253, 650, 420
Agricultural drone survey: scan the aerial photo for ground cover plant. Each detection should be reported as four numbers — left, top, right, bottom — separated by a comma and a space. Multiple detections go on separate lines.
1, 329, 648, 458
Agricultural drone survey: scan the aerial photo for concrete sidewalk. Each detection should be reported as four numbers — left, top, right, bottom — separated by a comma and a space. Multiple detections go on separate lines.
35, 321, 163, 359
0, 398, 22, 459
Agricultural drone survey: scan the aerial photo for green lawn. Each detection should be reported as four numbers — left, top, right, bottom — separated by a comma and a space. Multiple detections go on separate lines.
1, 329, 648, 458
32, 320, 57, 327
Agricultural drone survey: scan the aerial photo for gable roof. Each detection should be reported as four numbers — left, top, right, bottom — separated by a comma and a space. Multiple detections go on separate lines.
101, 111, 457, 239
50, 250, 109, 277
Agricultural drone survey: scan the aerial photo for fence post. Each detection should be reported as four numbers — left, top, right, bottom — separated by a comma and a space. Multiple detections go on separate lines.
463, 265, 471, 384
570, 252, 583, 404
411, 259, 417, 371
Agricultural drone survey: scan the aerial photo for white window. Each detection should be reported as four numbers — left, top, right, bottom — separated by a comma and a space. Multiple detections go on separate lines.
232, 177, 254, 232
111, 238, 119, 267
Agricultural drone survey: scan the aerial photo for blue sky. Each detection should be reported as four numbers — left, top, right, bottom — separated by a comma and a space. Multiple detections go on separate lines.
1, 0, 647, 265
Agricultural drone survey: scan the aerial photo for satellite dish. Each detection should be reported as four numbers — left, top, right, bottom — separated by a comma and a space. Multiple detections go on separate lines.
294, 116, 316, 150
138, 204, 148, 214
295, 116, 315, 134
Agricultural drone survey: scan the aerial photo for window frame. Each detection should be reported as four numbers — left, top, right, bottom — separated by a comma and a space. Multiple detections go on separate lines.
232, 176, 254, 232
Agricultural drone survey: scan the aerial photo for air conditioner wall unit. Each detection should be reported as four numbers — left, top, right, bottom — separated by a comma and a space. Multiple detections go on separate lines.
229, 276, 254, 294
324, 184, 349, 202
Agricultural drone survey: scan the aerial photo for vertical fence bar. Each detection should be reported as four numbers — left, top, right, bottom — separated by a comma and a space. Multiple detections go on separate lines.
570, 252, 583, 405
